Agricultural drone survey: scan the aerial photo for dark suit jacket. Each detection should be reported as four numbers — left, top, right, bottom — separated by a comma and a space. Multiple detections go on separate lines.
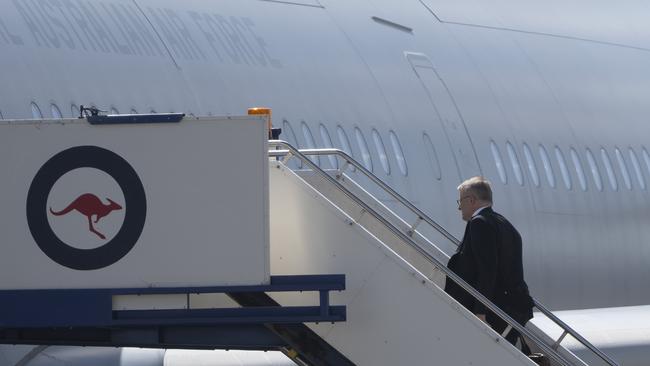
445, 207, 533, 327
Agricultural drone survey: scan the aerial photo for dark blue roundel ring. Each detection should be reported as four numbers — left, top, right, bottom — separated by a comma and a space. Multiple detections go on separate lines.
26, 146, 147, 270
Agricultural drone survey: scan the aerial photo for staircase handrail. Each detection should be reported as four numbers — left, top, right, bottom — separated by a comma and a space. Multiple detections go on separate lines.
268, 141, 619, 366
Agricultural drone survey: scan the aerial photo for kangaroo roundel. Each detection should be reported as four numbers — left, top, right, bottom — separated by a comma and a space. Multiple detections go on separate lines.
50, 193, 123, 240
26, 146, 147, 270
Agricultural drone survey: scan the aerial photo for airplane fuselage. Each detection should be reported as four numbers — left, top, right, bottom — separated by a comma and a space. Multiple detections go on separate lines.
1, 0, 649, 312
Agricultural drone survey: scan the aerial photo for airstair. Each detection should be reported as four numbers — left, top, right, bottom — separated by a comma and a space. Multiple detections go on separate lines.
0, 114, 620, 366
267, 140, 620, 366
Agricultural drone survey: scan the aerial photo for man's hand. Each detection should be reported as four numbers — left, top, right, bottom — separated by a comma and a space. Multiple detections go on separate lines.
476, 314, 487, 323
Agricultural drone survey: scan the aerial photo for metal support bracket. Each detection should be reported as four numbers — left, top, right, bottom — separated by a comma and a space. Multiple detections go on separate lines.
552, 330, 569, 350
407, 217, 423, 237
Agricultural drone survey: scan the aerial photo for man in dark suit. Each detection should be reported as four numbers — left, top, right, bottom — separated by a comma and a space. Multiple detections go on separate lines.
444, 176, 533, 346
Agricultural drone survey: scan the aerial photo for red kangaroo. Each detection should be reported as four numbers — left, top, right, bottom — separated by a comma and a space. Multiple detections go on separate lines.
50, 193, 123, 239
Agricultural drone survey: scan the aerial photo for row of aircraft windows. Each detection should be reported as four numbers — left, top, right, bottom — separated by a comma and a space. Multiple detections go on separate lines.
282, 120, 409, 177
490, 140, 650, 192
16, 103, 648, 195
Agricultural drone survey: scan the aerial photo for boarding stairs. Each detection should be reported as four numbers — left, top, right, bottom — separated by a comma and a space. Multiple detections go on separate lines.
268, 140, 619, 366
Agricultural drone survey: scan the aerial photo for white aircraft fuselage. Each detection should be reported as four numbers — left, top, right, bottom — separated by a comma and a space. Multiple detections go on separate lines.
1, 0, 649, 363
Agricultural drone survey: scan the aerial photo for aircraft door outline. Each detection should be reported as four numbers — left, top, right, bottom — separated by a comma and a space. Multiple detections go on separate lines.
405, 52, 482, 181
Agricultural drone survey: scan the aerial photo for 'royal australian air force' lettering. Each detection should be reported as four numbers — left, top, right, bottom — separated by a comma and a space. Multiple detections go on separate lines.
1, 0, 281, 68
0, 14, 23, 45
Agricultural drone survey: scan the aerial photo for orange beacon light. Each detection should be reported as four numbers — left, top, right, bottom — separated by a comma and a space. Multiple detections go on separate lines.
248, 107, 280, 139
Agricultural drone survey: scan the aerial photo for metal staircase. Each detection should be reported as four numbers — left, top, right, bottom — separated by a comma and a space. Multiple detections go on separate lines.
268, 140, 619, 366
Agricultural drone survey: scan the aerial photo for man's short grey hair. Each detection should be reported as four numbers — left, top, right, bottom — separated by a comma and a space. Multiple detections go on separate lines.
457, 176, 493, 203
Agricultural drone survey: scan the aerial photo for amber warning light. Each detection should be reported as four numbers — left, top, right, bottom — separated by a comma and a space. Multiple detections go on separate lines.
248, 107, 280, 139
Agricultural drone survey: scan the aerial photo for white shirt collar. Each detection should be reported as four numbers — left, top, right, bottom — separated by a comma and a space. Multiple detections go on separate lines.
472, 205, 491, 218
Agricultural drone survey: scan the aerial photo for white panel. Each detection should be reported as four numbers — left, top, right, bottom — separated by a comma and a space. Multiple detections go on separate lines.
0, 116, 269, 289
113, 295, 187, 311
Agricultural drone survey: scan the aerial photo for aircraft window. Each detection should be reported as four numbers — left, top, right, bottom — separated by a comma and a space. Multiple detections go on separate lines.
643, 148, 650, 176
31, 102, 43, 119
628, 148, 646, 190
538, 145, 556, 188
554, 147, 572, 190
490, 140, 507, 184
389, 131, 408, 176
282, 120, 302, 169
614, 148, 632, 190
600, 148, 618, 191
569, 148, 588, 192
336, 126, 354, 158
522, 143, 540, 187
423, 133, 441, 180
50, 104, 62, 119
585, 149, 603, 192
372, 129, 390, 175
506, 142, 523, 186
354, 127, 373, 172
71, 104, 79, 118
110, 107, 119, 115
614, 147, 632, 190
319, 124, 338, 169
301, 122, 320, 166
0, 110, 3, 119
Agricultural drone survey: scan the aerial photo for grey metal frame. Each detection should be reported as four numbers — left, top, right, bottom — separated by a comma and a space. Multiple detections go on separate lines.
268, 141, 619, 366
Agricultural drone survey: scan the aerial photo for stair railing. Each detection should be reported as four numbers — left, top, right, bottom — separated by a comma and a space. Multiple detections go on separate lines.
268, 140, 619, 366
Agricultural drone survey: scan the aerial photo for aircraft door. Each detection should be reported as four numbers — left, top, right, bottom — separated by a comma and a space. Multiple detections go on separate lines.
406, 52, 482, 181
